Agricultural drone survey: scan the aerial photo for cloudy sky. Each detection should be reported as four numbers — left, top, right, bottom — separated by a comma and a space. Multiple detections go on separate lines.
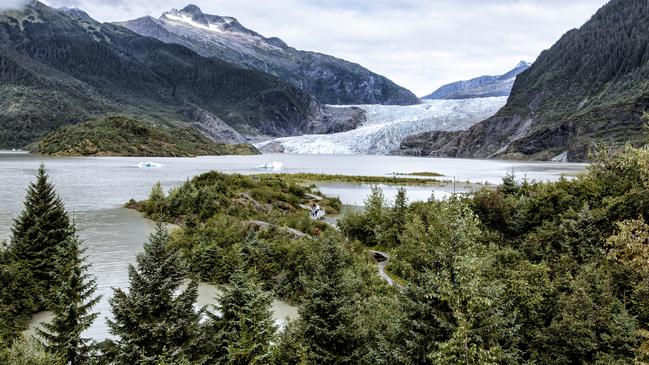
36, 0, 609, 96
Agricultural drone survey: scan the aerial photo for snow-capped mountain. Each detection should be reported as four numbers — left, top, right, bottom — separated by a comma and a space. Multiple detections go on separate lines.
119, 5, 419, 105
256, 97, 507, 155
423, 61, 531, 100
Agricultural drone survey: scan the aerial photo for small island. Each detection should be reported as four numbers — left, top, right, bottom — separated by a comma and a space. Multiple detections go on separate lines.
29, 116, 259, 157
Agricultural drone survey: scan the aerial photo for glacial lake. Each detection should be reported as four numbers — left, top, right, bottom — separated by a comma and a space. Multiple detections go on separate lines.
0, 152, 587, 340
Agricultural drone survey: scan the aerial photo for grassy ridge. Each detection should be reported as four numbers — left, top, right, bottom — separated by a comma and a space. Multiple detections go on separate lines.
393, 171, 444, 177
30, 116, 259, 157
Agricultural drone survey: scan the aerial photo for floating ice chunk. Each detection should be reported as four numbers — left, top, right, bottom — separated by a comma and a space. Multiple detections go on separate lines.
136, 162, 165, 168
256, 161, 283, 170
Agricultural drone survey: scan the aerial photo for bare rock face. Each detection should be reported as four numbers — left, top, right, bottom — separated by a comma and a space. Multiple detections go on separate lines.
177, 107, 248, 145
307, 106, 367, 134
257, 141, 285, 154
396, 130, 462, 156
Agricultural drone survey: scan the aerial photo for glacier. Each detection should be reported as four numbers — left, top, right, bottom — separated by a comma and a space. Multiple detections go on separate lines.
255, 97, 507, 155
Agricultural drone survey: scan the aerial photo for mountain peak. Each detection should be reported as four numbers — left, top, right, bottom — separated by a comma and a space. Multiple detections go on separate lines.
516, 60, 531, 68
60, 7, 93, 21
180, 4, 203, 16
423, 62, 530, 100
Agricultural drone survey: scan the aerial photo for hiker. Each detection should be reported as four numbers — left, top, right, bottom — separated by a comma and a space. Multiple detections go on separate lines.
310, 202, 318, 219
310, 202, 324, 220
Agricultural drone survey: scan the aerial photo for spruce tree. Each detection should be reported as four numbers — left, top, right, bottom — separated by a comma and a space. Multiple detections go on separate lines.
144, 182, 166, 220
396, 199, 513, 364
9, 164, 72, 301
384, 188, 408, 247
202, 260, 276, 365
298, 238, 362, 364
364, 186, 387, 246
0, 259, 41, 343
37, 232, 100, 365
107, 223, 199, 364
500, 170, 519, 196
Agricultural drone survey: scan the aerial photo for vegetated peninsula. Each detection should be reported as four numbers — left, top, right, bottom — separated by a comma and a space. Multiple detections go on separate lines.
30, 116, 258, 157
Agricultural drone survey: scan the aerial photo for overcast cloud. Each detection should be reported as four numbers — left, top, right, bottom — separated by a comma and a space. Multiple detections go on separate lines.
40, 0, 609, 96
1, 0, 31, 11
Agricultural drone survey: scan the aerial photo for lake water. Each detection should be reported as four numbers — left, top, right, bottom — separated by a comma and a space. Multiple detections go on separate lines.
0, 152, 586, 340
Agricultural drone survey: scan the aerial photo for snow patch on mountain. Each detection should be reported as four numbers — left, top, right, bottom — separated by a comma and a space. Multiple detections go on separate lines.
163, 13, 226, 34
256, 97, 507, 155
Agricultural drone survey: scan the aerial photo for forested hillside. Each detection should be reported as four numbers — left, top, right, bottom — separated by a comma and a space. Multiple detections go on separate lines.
422, 0, 649, 161
30, 116, 258, 157
0, 2, 321, 149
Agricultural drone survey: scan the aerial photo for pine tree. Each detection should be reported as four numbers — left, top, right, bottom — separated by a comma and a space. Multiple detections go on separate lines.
9, 164, 73, 302
396, 199, 513, 364
37, 232, 100, 365
500, 170, 519, 196
298, 238, 362, 364
203, 261, 276, 364
384, 188, 408, 247
364, 186, 387, 246
1, 335, 63, 365
107, 223, 199, 364
144, 181, 166, 219
270, 320, 309, 365
0, 259, 41, 343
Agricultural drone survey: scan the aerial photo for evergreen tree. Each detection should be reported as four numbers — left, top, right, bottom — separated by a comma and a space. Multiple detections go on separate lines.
500, 170, 519, 196
364, 186, 387, 246
107, 223, 199, 364
202, 261, 276, 364
396, 199, 514, 364
298, 237, 363, 364
37, 232, 100, 365
9, 164, 73, 302
384, 188, 408, 247
557, 204, 601, 262
1, 335, 63, 365
144, 181, 166, 219
0, 258, 41, 343
270, 321, 309, 365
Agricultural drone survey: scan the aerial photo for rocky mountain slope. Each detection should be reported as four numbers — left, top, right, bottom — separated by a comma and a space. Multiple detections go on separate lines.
423, 61, 530, 99
407, 0, 649, 162
0, 2, 357, 150
119, 5, 419, 105
257, 97, 506, 154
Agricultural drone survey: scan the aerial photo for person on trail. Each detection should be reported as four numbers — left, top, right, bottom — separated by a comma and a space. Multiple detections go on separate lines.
310, 202, 324, 220
310, 202, 318, 219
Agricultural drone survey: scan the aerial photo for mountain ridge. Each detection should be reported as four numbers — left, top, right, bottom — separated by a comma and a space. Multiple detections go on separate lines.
422, 61, 530, 100
119, 4, 420, 105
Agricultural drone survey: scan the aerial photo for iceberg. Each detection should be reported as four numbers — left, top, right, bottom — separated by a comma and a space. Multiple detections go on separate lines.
136, 162, 165, 168
256, 97, 507, 155
257, 161, 283, 170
